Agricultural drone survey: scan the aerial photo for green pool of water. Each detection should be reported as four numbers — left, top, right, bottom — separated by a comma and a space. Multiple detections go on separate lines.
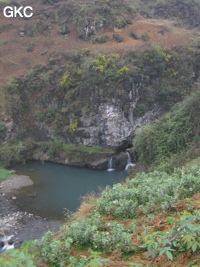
14, 161, 127, 219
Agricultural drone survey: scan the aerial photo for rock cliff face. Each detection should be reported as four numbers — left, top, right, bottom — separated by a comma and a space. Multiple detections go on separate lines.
28, 79, 163, 150
0, 97, 162, 150
77, 103, 162, 148
0, 113, 18, 144
30, 99, 162, 150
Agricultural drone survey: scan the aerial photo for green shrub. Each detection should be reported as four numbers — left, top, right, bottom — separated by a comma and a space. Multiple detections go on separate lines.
134, 103, 148, 117
0, 163, 13, 183
130, 32, 139, 40
34, 231, 73, 266
141, 210, 200, 265
68, 216, 104, 247
0, 141, 27, 166
133, 91, 200, 168
140, 32, 150, 41
0, 122, 5, 139
93, 34, 109, 44
112, 33, 124, 42
67, 217, 134, 255
97, 168, 200, 218
0, 249, 36, 267
115, 19, 127, 29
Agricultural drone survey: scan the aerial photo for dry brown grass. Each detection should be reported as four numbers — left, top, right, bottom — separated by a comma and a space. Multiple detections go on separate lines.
74, 192, 97, 220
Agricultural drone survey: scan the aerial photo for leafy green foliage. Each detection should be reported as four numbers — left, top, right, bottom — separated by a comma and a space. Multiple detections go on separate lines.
141, 211, 200, 266
35, 231, 73, 266
66, 216, 135, 255
0, 249, 36, 267
133, 90, 200, 169
92, 54, 117, 73
68, 250, 110, 267
0, 140, 112, 167
0, 141, 27, 167
33, 216, 135, 265
97, 168, 200, 218
0, 121, 5, 139
12, 168, 200, 266
140, 32, 150, 42
0, 162, 14, 183
69, 118, 78, 134
93, 35, 109, 44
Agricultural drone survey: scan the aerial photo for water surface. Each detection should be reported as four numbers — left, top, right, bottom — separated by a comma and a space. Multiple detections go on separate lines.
14, 161, 127, 219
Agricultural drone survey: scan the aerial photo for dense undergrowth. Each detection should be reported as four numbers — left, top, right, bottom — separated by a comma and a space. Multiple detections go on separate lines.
98, 168, 200, 218
0, 139, 113, 167
133, 90, 200, 171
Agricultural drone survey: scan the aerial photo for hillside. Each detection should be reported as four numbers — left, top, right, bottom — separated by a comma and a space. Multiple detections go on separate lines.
0, 0, 199, 88
0, 0, 200, 266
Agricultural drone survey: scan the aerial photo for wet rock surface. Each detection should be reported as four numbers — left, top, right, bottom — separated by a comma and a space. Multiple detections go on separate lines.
0, 176, 64, 250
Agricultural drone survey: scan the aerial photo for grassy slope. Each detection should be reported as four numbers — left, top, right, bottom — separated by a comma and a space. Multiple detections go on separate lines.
0, 163, 12, 183
133, 90, 200, 172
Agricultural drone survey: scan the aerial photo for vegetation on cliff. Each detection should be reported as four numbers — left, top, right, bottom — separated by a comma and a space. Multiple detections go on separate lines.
0, 140, 113, 167
2, 41, 200, 145
134, 0, 200, 28
133, 90, 200, 171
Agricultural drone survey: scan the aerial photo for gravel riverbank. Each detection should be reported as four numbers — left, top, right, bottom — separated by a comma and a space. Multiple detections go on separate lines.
0, 175, 64, 249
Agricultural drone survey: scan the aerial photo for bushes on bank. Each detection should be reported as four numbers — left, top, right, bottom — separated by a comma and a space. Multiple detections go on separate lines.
97, 167, 200, 218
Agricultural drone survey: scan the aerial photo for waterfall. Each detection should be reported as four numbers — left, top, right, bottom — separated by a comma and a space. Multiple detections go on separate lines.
107, 156, 115, 171
125, 152, 136, 170
0, 235, 15, 253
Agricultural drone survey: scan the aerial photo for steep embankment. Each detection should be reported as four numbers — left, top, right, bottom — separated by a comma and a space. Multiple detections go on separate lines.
133, 90, 200, 171
0, 0, 199, 155
0, 0, 198, 87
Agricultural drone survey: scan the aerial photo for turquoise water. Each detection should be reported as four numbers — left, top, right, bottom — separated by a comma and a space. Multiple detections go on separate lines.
14, 161, 127, 219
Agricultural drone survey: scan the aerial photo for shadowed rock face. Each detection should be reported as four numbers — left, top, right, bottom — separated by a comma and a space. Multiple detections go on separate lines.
0, 114, 18, 144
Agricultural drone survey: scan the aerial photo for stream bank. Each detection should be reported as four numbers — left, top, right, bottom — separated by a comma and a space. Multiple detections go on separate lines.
0, 159, 128, 251
0, 175, 64, 251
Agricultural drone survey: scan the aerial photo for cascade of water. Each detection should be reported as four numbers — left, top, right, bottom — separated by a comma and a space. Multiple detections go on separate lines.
0, 235, 15, 253
107, 156, 115, 171
125, 152, 136, 170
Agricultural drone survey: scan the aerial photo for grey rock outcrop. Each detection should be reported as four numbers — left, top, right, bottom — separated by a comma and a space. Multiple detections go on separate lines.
77, 103, 161, 149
